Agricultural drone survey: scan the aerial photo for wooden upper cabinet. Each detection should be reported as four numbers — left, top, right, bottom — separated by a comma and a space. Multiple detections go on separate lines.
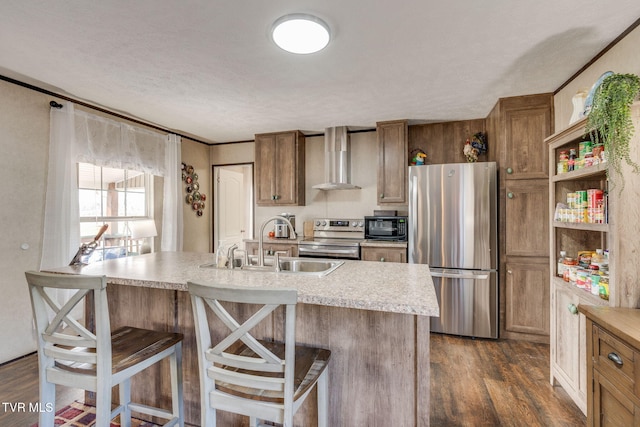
254, 130, 305, 206
490, 94, 554, 179
377, 120, 408, 205
504, 179, 549, 257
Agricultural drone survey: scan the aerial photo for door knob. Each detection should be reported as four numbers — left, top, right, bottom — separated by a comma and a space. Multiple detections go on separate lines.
507, 192, 514, 199
567, 304, 578, 315
380, 257, 385, 262
506, 167, 513, 174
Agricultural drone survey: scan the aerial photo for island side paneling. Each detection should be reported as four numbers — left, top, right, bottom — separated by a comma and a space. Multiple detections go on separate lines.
106, 283, 430, 426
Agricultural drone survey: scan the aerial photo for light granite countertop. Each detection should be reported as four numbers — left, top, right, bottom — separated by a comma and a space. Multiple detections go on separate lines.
49, 251, 439, 317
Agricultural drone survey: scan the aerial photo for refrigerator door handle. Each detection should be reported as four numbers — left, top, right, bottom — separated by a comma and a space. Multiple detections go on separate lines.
430, 271, 489, 280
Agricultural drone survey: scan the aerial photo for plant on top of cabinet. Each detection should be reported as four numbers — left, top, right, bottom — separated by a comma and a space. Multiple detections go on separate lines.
585, 72, 640, 190
255, 130, 305, 206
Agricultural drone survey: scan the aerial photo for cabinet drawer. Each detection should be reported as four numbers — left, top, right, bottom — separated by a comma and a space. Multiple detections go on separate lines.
593, 325, 639, 399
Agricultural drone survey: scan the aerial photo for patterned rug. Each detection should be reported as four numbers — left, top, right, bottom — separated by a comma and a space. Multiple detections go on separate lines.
31, 400, 160, 426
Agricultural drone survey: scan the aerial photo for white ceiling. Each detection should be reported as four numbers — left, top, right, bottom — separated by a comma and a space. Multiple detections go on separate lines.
1, 1, 639, 143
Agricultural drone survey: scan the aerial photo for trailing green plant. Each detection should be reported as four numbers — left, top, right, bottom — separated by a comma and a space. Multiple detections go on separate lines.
586, 72, 640, 191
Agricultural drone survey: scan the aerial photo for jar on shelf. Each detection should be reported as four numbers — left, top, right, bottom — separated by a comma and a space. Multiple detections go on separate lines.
584, 152, 595, 167
599, 275, 609, 300
568, 149, 577, 171
592, 143, 604, 161
557, 251, 568, 278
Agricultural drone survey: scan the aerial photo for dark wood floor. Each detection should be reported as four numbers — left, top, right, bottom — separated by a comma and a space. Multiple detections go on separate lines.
430, 333, 586, 427
0, 335, 586, 426
0, 353, 83, 426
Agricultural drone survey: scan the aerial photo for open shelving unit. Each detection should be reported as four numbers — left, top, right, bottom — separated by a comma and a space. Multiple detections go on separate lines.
547, 103, 640, 415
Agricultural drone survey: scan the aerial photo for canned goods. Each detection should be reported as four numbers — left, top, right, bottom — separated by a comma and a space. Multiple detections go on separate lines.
592, 143, 604, 160
557, 161, 568, 174
579, 140, 593, 158
559, 150, 569, 161
575, 190, 587, 208
587, 189, 604, 208
591, 274, 601, 295
576, 268, 588, 289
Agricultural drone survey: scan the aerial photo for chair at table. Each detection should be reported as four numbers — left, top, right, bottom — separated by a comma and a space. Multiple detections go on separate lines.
188, 281, 331, 427
25, 271, 184, 427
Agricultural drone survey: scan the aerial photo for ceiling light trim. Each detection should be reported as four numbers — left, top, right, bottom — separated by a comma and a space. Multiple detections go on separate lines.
271, 13, 331, 54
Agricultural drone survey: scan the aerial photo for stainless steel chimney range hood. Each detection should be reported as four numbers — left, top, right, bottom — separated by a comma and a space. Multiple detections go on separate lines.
312, 126, 361, 190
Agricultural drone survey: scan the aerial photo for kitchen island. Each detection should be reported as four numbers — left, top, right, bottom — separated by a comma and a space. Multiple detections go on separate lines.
51, 251, 439, 426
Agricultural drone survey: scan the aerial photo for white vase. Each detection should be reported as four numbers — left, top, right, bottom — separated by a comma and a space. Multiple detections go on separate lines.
570, 90, 589, 124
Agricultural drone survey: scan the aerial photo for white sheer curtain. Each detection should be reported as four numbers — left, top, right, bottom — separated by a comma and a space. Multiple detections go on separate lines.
40, 101, 80, 270
41, 103, 183, 270
162, 134, 183, 251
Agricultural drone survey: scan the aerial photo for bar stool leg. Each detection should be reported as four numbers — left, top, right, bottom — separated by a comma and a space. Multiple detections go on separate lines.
119, 379, 132, 427
317, 369, 329, 427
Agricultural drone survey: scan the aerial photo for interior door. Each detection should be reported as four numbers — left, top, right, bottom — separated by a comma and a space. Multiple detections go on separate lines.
214, 165, 253, 251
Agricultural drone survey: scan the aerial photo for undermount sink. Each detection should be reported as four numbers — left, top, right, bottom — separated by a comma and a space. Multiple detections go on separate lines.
200, 256, 344, 277
277, 259, 344, 276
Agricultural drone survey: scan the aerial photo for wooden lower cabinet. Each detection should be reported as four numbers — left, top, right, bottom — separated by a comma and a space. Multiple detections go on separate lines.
502, 257, 549, 341
593, 372, 640, 426
550, 279, 589, 414
244, 241, 298, 257
361, 245, 407, 263
580, 306, 640, 427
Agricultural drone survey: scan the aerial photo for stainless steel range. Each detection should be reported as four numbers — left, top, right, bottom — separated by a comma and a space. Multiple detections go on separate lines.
298, 218, 364, 260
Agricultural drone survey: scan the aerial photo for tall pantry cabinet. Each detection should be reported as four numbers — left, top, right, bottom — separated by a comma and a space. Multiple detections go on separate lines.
486, 93, 555, 342
548, 103, 640, 415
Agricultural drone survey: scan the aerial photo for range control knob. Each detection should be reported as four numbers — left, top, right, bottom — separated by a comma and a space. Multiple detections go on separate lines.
358, 221, 364, 227
321, 221, 327, 226
351, 221, 358, 227
315, 220, 321, 226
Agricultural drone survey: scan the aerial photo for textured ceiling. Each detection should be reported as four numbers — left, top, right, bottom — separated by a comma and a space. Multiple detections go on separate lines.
1, 1, 639, 143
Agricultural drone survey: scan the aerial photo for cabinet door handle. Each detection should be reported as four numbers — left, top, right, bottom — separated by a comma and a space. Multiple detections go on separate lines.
380, 257, 385, 262
380, 193, 384, 199
608, 352, 624, 366
506, 167, 513, 174
507, 192, 514, 199
567, 303, 578, 315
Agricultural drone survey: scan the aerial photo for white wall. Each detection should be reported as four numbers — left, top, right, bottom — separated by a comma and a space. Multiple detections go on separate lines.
182, 138, 212, 252
0, 80, 51, 362
555, 26, 640, 130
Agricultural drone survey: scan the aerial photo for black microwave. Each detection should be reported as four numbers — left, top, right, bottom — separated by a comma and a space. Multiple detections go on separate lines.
364, 216, 408, 241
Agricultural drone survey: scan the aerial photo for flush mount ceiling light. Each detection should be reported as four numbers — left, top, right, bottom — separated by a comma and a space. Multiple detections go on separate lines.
271, 14, 331, 54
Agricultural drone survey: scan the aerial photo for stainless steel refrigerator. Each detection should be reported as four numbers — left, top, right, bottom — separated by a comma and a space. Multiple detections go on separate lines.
409, 162, 498, 339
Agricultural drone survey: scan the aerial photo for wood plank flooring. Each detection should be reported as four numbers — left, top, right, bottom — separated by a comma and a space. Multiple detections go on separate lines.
0, 335, 586, 426
0, 353, 83, 426
430, 333, 586, 426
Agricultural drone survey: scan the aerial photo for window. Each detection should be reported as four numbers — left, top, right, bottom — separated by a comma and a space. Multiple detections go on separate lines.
78, 163, 154, 263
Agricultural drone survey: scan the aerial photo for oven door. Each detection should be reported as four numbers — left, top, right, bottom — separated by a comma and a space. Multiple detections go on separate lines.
298, 240, 361, 260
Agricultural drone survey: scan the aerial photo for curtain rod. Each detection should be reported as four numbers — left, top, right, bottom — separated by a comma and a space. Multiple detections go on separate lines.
0, 74, 213, 146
